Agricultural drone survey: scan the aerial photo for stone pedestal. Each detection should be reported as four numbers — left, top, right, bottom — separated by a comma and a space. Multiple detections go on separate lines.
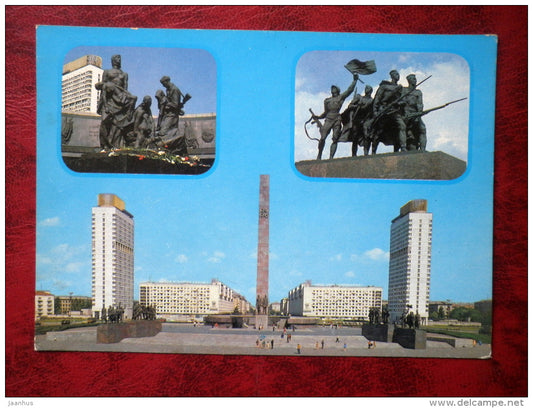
97, 320, 162, 344
295, 151, 466, 180
392, 327, 427, 349
362, 324, 395, 342
63, 153, 212, 175
255, 314, 269, 330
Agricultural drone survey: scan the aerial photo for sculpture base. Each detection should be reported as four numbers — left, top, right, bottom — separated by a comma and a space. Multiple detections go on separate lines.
392, 327, 427, 349
255, 314, 269, 330
62, 151, 213, 175
97, 320, 162, 344
295, 151, 466, 180
362, 323, 394, 343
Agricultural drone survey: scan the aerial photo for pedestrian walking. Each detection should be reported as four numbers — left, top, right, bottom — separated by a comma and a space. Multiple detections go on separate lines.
343, 342, 347, 351
297, 343, 302, 354
271, 339, 274, 349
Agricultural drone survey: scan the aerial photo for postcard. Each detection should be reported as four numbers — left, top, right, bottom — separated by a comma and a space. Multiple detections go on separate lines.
35, 26, 496, 358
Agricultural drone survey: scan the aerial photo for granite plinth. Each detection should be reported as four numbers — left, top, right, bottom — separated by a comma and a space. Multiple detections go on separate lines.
295, 151, 466, 180
392, 327, 427, 349
362, 324, 394, 342
97, 320, 162, 344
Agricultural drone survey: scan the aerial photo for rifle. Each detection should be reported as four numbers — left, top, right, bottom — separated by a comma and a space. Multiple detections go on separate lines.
404, 97, 467, 121
304, 108, 323, 141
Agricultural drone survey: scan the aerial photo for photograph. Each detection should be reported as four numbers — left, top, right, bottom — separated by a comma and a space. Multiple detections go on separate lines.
60, 46, 216, 174
35, 26, 495, 360
295, 50, 469, 180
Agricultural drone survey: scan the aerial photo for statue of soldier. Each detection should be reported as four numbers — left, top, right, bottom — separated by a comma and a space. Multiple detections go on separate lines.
107, 305, 115, 323
402, 74, 427, 151
313, 74, 358, 160
341, 84, 374, 156
153, 76, 190, 156
133, 96, 155, 148
371, 69, 407, 152
158, 76, 184, 136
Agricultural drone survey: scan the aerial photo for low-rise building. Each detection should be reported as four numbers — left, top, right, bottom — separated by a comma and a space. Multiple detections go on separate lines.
35, 291, 55, 318
429, 301, 453, 318
269, 302, 281, 314
232, 293, 251, 314
287, 281, 382, 320
139, 279, 250, 320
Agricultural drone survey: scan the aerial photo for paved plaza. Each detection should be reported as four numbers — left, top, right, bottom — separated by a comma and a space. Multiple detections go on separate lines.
35, 323, 491, 358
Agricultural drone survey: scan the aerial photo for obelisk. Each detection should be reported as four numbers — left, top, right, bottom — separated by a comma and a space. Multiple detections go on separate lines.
255, 174, 269, 329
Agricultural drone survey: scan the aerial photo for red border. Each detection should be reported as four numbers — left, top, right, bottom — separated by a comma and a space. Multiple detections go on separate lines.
5, 6, 527, 397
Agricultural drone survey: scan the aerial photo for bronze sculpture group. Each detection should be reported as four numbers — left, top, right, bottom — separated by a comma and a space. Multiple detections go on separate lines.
96, 55, 191, 156
99, 303, 156, 323
368, 306, 390, 325
307, 59, 466, 159
256, 294, 269, 315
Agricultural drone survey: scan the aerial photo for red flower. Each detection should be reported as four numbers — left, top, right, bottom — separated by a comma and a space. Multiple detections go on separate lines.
138, 155, 145, 160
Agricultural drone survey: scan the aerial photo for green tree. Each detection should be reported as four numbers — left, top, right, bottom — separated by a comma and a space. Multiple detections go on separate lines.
70, 298, 92, 311
449, 307, 483, 322
54, 297, 62, 315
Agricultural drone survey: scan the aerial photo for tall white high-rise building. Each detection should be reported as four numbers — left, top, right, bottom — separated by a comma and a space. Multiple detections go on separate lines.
388, 200, 432, 325
62, 55, 103, 113
91, 194, 134, 319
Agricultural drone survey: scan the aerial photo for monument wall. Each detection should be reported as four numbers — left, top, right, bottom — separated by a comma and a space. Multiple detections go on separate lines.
61, 111, 216, 157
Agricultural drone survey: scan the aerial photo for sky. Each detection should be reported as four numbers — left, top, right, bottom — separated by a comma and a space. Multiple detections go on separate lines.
36, 27, 496, 306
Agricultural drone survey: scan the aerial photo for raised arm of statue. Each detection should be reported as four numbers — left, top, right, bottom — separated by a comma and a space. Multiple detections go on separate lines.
340, 76, 358, 100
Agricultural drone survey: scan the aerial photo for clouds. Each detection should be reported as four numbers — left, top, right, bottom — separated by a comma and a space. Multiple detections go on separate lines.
364, 248, 390, 261
348, 247, 390, 263
175, 254, 189, 264
207, 250, 226, 264
38, 217, 60, 227
37, 243, 87, 272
